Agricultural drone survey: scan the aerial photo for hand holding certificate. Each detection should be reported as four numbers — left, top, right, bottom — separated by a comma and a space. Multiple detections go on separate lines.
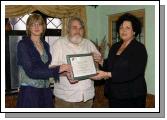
66, 53, 97, 80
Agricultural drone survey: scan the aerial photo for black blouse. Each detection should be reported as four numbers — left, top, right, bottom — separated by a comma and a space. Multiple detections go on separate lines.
103, 39, 148, 99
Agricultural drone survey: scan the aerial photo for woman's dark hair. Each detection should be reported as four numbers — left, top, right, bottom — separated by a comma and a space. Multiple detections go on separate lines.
116, 13, 142, 37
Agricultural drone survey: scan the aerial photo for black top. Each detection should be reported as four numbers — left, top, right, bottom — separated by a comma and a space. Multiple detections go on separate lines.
104, 39, 148, 99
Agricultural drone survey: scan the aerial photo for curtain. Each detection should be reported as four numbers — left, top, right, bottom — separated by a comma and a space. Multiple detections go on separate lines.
5, 5, 87, 36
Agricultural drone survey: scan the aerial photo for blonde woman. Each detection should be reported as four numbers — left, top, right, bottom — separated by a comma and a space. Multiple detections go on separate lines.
16, 13, 71, 108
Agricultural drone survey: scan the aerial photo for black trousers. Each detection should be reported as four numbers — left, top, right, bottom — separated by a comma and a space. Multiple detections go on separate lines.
109, 95, 146, 108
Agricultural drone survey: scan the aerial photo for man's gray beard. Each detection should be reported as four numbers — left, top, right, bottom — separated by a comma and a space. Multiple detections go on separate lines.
69, 35, 83, 44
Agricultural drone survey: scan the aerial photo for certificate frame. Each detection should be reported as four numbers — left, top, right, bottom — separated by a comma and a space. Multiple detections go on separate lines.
66, 53, 97, 80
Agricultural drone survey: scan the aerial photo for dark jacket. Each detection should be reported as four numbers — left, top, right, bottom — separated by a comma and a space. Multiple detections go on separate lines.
17, 36, 60, 80
104, 39, 147, 99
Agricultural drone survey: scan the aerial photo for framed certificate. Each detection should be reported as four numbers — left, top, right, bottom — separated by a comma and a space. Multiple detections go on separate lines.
66, 53, 97, 80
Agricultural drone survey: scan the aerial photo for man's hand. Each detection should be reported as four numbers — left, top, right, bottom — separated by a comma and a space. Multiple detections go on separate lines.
59, 64, 72, 73
61, 72, 78, 84
92, 52, 103, 65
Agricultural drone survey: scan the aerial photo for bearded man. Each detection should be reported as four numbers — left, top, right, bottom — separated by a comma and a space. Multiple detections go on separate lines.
50, 17, 101, 108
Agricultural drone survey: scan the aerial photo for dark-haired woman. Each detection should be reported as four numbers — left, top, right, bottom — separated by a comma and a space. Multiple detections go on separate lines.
91, 13, 148, 108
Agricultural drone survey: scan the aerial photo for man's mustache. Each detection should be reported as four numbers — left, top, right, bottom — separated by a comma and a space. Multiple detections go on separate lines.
73, 34, 81, 36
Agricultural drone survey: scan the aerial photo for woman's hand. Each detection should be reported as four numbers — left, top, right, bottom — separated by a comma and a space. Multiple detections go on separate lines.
90, 71, 111, 80
50, 64, 78, 84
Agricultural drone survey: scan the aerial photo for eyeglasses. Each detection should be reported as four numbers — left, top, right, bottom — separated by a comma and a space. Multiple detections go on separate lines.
31, 23, 42, 27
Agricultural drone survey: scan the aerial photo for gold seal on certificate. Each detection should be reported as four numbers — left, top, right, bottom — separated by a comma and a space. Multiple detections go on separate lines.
66, 53, 97, 80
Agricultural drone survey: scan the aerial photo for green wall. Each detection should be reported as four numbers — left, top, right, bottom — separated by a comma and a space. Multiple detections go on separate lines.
86, 5, 155, 95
